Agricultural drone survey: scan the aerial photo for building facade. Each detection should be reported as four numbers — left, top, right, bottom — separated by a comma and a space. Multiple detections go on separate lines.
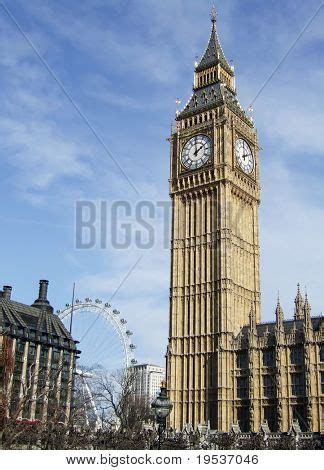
132, 363, 165, 400
0, 281, 80, 424
166, 11, 324, 433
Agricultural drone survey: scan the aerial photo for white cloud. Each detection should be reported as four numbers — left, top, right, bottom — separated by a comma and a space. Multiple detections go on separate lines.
0, 116, 93, 188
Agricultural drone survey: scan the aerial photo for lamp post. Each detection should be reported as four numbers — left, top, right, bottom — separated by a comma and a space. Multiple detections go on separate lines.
151, 386, 173, 450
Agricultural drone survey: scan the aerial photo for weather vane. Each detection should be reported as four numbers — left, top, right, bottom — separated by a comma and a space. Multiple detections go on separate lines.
210, 5, 217, 23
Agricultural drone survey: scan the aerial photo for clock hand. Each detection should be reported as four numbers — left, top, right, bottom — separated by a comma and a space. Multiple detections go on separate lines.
194, 143, 208, 157
194, 145, 204, 156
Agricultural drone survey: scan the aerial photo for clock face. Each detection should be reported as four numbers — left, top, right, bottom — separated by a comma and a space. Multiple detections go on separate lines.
181, 134, 212, 170
235, 138, 254, 174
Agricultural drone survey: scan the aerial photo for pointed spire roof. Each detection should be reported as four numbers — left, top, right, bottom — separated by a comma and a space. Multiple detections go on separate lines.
303, 292, 313, 333
275, 295, 284, 323
195, 8, 233, 74
304, 293, 311, 316
295, 283, 303, 305
294, 283, 304, 320
177, 8, 252, 126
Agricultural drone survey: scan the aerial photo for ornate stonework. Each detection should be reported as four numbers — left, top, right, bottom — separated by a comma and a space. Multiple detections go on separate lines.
166, 13, 324, 434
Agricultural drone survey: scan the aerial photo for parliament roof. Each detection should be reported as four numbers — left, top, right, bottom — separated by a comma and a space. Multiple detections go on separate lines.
0, 281, 78, 350
240, 316, 323, 337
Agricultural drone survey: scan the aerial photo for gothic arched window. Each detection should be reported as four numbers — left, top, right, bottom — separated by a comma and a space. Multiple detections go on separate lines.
320, 345, 324, 362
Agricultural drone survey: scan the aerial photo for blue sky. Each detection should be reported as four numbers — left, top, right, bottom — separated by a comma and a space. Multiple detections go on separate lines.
1, 0, 324, 368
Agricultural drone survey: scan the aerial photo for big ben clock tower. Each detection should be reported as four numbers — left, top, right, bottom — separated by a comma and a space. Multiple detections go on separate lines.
166, 10, 261, 431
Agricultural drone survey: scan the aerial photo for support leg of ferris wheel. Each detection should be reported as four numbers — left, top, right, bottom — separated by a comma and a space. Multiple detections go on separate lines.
77, 369, 101, 429
83, 377, 102, 431
81, 377, 90, 427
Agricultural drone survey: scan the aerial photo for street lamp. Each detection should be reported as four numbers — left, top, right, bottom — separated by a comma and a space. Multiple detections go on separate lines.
151, 386, 173, 450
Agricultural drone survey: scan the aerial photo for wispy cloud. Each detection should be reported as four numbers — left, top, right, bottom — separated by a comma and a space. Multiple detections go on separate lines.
0, 116, 93, 187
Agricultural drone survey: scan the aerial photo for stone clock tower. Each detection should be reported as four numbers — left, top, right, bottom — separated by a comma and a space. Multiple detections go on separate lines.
166, 11, 261, 431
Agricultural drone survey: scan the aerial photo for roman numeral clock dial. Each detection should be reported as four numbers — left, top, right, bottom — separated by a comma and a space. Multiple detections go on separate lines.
181, 134, 212, 170
235, 138, 254, 174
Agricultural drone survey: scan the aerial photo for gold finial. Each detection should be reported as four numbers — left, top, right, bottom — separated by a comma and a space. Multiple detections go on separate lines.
210, 5, 217, 24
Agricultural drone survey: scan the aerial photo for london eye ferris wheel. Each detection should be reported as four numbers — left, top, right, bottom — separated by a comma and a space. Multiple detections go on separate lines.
57, 297, 137, 372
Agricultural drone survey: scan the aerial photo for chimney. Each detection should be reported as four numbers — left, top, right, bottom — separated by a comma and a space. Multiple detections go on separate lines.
3, 285, 12, 300
38, 280, 49, 302
32, 280, 53, 313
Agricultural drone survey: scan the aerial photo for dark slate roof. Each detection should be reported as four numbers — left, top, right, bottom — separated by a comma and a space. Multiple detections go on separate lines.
0, 297, 76, 347
177, 82, 252, 126
195, 21, 233, 74
240, 316, 323, 338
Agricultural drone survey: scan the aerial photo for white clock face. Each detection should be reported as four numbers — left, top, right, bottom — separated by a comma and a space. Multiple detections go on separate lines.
181, 134, 212, 170
235, 138, 254, 174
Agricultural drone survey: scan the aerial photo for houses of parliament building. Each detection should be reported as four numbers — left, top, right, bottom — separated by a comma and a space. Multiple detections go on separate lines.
166, 11, 324, 434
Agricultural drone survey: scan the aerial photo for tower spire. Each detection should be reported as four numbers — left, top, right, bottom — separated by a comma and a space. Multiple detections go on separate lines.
177, 8, 251, 121
275, 295, 284, 325
304, 292, 311, 316
303, 292, 313, 332
294, 283, 304, 320
210, 5, 217, 25
275, 294, 284, 344
194, 8, 234, 86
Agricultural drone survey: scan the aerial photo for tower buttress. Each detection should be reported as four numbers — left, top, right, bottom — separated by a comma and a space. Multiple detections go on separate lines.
249, 303, 257, 336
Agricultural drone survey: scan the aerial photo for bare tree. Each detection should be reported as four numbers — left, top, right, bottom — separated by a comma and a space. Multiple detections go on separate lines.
0, 357, 98, 449
93, 368, 154, 432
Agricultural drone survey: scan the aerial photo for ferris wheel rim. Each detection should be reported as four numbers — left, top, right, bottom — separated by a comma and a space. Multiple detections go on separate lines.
57, 299, 137, 369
